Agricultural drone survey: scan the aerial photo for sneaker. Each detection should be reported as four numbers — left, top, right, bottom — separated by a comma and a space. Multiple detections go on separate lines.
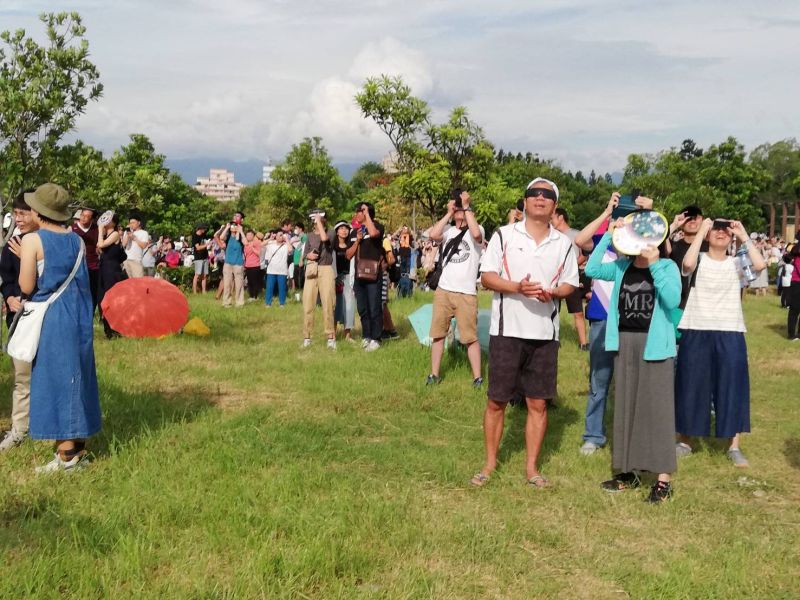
580, 441, 601, 456
0, 428, 27, 451
579, 344, 589, 351
381, 330, 400, 340
364, 339, 380, 352
675, 442, 693, 457
645, 480, 672, 504
326, 339, 337, 350
35, 452, 90, 474
302, 338, 312, 348
472, 377, 484, 388
426, 374, 441, 385
727, 448, 749, 467
601, 471, 641, 492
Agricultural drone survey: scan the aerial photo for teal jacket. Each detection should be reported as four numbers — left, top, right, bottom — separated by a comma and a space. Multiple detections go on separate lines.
585, 233, 681, 361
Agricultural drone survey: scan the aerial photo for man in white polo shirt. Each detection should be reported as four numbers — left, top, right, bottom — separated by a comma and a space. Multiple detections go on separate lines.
470, 177, 579, 489
122, 215, 150, 279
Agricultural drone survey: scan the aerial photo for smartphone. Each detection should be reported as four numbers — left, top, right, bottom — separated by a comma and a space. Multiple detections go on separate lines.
454, 196, 462, 209
611, 189, 640, 219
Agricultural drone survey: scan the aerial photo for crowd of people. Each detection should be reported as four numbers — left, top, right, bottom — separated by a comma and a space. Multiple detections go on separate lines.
1, 179, 798, 497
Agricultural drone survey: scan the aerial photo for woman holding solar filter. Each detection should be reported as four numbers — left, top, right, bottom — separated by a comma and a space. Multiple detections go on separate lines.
585, 204, 681, 503
674, 218, 766, 467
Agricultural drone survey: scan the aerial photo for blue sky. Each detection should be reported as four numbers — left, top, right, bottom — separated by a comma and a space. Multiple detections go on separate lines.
2, 0, 799, 173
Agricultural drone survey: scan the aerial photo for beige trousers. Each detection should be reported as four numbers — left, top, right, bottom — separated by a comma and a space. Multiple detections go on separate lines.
222, 263, 245, 307
123, 259, 144, 278
303, 265, 336, 339
11, 358, 31, 433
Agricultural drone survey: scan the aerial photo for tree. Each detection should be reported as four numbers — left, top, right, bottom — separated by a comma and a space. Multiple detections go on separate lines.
0, 12, 103, 212
679, 138, 703, 161
350, 161, 387, 197
426, 106, 494, 192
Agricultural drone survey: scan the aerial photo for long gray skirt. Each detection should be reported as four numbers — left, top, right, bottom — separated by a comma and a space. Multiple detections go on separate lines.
612, 332, 677, 475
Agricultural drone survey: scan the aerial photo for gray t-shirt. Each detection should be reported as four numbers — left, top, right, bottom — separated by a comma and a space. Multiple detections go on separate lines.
303, 229, 335, 266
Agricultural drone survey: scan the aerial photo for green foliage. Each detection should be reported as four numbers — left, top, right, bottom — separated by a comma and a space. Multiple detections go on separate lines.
0, 12, 102, 202
750, 139, 800, 205
350, 161, 387, 197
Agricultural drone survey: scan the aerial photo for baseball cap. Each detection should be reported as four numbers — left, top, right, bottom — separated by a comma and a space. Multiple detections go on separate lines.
526, 177, 559, 202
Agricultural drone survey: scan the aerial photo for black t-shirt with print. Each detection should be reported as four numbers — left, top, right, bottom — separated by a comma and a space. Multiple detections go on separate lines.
349, 221, 385, 263
192, 233, 209, 260
333, 237, 352, 274
618, 265, 655, 332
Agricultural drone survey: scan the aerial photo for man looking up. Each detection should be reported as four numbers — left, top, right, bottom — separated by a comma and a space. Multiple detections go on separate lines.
122, 215, 150, 278
669, 205, 709, 311
551, 206, 588, 349
192, 223, 210, 294
346, 202, 385, 351
220, 211, 246, 308
472, 178, 579, 488
72, 208, 100, 310
0, 192, 38, 451
426, 188, 485, 386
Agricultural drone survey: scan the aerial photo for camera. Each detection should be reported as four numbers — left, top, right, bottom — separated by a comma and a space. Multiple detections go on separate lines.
308, 209, 326, 220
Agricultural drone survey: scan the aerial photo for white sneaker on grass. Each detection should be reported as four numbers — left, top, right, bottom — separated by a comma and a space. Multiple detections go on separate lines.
580, 441, 601, 456
365, 339, 380, 352
727, 448, 749, 467
302, 338, 312, 348
0, 428, 27, 451
361, 338, 370, 349
327, 339, 337, 350
676, 442, 693, 457
35, 452, 89, 474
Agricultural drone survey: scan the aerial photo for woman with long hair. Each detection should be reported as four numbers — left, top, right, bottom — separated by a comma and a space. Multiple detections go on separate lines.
97, 212, 126, 339
18, 184, 101, 472
585, 205, 681, 503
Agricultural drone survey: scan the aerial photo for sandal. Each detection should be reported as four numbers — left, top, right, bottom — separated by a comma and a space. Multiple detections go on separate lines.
470, 472, 490, 487
527, 475, 550, 489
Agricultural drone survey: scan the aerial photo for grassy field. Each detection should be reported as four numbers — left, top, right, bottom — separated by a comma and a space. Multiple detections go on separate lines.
0, 290, 797, 598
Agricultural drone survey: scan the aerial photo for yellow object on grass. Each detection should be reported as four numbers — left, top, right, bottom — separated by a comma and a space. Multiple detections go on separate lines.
183, 317, 211, 337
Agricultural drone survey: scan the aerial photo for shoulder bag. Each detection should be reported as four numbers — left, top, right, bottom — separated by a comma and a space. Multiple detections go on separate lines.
6, 240, 85, 363
425, 228, 468, 291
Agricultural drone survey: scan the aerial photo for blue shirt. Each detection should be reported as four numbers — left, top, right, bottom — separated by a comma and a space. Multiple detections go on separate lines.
225, 235, 244, 266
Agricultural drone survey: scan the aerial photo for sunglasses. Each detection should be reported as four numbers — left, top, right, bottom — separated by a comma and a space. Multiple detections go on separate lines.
525, 187, 557, 202
712, 219, 732, 231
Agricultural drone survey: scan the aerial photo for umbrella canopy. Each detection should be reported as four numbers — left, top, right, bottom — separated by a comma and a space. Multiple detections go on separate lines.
408, 303, 459, 348
100, 278, 189, 338
454, 308, 492, 352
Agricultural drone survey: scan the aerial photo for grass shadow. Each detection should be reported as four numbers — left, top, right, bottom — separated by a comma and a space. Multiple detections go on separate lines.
784, 438, 800, 470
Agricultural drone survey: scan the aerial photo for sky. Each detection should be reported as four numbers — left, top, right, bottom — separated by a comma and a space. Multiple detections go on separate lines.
2, 0, 799, 175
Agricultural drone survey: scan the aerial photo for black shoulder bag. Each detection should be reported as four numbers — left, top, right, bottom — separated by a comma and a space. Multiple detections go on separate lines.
425, 228, 468, 291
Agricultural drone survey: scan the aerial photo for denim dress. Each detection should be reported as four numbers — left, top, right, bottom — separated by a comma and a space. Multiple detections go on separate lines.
29, 230, 101, 440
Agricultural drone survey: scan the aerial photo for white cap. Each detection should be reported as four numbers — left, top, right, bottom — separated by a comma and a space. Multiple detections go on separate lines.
526, 177, 560, 201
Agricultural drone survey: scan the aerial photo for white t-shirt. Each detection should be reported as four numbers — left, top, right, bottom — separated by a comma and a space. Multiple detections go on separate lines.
679, 254, 745, 332
480, 222, 579, 340
125, 229, 150, 261
437, 224, 485, 295
781, 263, 794, 287
141, 244, 156, 268
265, 242, 290, 276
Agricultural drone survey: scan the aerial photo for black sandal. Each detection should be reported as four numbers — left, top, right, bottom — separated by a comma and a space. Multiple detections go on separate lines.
601, 472, 641, 492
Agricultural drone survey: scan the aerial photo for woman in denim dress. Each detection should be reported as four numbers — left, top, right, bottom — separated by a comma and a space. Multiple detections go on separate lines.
18, 184, 101, 473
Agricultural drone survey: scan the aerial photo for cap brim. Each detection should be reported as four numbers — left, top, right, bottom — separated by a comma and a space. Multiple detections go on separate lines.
25, 192, 71, 222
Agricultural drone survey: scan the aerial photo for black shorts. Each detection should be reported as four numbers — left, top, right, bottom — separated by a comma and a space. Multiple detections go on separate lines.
487, 335, 559, 403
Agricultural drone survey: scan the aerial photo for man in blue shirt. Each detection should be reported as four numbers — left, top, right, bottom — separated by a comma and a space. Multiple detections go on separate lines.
220, 211, 246, 308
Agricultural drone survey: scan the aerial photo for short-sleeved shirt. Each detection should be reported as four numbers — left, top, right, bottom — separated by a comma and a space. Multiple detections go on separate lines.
480, 222, 579, 340
679, 255, 745, 332
333, 237, 353, 274
618, 265, 654, 332
437, 224, 485, 296
225, 232, 244, 266
671, 237, 709, 309
72, 222, 99, 270
585, 233, 616, 321
192, 233, 209, 260
125, 229, 150, 261
349, 221, 386, 264
304, 229, 335, 266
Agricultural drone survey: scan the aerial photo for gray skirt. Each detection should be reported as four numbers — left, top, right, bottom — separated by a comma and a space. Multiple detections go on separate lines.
612, 331, 677, 475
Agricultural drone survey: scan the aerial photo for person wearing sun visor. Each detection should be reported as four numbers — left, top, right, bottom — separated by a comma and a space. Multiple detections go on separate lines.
470, 178, 579, 489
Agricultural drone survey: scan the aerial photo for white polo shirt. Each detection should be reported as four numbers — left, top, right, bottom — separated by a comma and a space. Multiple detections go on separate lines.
480, 221, 579, 340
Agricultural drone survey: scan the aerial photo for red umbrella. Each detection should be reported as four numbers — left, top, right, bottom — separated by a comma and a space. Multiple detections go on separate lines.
100, 278, 190, 338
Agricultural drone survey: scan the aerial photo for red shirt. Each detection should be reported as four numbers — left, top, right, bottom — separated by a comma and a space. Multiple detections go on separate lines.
72, 222, 100, 270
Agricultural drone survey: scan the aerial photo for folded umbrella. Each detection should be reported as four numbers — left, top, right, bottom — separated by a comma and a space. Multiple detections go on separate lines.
100, 278, 189, 338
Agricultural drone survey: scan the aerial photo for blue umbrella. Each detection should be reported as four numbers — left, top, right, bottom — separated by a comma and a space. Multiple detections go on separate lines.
454, 308, 491, 352
408, 303, 436, 346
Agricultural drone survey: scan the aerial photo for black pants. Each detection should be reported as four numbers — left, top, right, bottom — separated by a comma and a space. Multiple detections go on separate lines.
788, 282, 800, 339
354, 277, 383, 341
89, 268, 100, 313
245, 267, 263, 299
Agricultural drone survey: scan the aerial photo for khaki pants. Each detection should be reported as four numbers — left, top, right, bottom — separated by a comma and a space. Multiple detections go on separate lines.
222, 263, 245, 307
123, 259, 144, 278
11, 358, 31, 433
303, 264, 336, 339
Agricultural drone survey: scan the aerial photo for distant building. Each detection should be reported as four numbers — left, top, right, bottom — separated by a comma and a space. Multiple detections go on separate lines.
194, 169, 244, 202
381, 151, 400, 174
262, 158, 275, 183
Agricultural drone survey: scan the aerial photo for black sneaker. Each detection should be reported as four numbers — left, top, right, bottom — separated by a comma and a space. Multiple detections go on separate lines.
579, 344, 589, 351
381, 330, 400, 340
472, 377, 484, 388
601, 472, 641, 492
645, 481, 672, 504
426, 374, 441, 385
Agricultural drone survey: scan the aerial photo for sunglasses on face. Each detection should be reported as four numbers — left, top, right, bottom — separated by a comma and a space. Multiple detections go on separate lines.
525, 187, 557, 202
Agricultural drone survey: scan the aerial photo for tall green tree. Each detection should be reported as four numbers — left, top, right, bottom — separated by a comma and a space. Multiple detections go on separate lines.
0, 11, 102, 209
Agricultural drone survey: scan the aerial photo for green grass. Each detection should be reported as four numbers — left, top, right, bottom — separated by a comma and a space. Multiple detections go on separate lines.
0, 292, 798, 598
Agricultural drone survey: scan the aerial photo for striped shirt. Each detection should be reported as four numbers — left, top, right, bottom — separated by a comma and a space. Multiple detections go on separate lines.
679, 254, 745, 332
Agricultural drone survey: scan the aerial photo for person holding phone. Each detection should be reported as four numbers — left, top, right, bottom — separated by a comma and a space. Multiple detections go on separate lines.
674, 218, 765, 466
669, 206, 708, 312
302, 211, 337, 349
220, 212, 246, 308
346, 202, 385, 351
